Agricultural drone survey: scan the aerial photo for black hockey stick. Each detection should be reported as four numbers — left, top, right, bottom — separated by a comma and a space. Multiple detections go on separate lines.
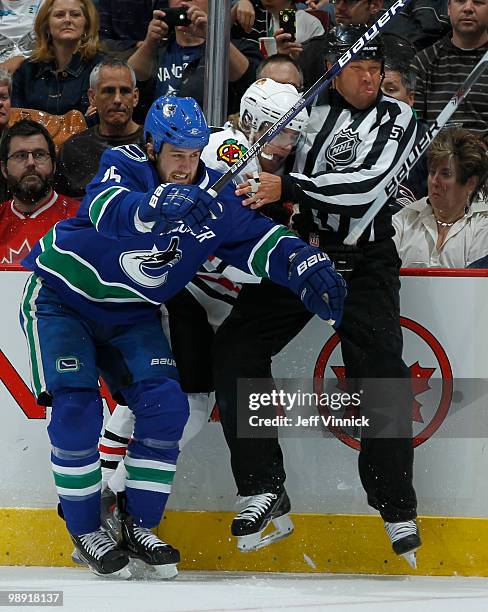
344, 48, 488, 246
206, 0, 413, 197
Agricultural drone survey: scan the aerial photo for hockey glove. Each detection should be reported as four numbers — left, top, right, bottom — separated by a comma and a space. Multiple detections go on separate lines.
288, 246, 347, 328
138, 183, 223, 234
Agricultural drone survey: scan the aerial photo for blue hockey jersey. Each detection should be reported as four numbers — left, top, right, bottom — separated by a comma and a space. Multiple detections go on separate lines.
23, 144, 304, 324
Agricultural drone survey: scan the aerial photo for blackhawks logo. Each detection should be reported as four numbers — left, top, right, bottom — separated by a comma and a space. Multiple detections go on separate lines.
217, 139, 248, 166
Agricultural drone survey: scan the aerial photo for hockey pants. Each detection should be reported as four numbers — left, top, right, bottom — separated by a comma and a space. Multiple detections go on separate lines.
213, 239, 417, 522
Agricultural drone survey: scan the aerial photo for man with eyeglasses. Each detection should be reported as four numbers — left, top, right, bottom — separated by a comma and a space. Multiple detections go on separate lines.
0, 120, 79, 265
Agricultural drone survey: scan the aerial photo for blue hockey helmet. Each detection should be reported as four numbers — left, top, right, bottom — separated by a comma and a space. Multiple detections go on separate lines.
144, 95, 210, 154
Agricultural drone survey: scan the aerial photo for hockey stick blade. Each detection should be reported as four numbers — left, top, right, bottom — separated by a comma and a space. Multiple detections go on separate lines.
343, 48, 488, 246
206, 0, 413, 198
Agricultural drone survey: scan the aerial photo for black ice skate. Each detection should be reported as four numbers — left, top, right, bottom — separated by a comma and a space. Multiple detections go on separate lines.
120, 512, 180, 579
100, 488, 121, 542
231, 490, 294, 552
70, 529, 130, 578
384, 519, 421, 569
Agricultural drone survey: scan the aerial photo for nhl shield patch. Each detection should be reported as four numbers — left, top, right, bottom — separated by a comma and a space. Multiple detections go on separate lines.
326, 128, 361, 166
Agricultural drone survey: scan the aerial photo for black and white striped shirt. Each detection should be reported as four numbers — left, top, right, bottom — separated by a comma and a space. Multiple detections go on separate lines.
282, 91, 417, 243
413, 36, 488, 137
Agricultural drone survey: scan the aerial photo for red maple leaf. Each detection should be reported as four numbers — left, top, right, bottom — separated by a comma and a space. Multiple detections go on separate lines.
328, 362, 436, 423
409, 361, 436, 423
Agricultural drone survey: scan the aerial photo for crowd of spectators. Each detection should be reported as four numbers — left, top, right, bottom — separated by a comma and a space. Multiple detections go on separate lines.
1, 0, 488, 269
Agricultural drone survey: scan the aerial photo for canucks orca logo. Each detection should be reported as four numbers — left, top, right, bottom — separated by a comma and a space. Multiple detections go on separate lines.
119, 238, 182, 288
326, 128, 361, 167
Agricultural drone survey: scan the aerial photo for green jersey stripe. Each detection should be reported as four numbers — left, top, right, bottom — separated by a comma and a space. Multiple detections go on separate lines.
125, 464, 176, 485
89, 186, 128, 229
53, 468, 101, 490
20, 274, 45, 398
248, 226, 298, 277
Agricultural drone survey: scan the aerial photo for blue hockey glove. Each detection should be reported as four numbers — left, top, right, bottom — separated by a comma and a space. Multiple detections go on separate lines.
138, 183, 223, 234
288, 246, 347, 328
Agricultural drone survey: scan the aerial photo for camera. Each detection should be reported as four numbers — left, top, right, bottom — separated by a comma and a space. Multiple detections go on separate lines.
157, 6, 191, 27
278, 8, 296, 43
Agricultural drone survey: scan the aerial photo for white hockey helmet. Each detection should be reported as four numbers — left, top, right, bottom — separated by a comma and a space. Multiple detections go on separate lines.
239, 78, 308, 135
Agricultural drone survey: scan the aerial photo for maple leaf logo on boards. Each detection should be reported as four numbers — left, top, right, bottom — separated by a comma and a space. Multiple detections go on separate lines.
314, 317, 453, 449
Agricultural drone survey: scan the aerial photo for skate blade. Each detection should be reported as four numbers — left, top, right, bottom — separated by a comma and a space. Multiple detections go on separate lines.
402, 549, 418, 569
128, 558, 178, 580
77, 558, 131, 580
71, 549, 85, 565
237, 514, 294, 552
88, 565, 131, 580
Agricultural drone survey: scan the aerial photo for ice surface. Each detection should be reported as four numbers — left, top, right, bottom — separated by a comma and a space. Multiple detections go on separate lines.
1, 567, 488, 612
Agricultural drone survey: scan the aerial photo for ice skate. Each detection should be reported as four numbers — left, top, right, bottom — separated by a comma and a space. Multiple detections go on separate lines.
231, 490, 294, 552
120, 512, 180, 579
384, 519, 421, 569
100, 488, 121, 542
70, 529, 130, 578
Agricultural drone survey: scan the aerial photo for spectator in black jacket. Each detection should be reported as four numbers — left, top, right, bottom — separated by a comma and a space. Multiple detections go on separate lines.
128, 1, 262, 115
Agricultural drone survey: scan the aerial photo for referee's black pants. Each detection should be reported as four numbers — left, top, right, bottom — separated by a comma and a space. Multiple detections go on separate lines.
213, 237, 417, 522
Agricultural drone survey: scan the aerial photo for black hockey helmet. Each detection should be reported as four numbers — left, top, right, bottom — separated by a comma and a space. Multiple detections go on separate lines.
326, 24, 384, 63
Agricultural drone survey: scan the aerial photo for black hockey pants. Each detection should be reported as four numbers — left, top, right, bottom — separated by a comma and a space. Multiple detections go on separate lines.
213, 237, 417, 522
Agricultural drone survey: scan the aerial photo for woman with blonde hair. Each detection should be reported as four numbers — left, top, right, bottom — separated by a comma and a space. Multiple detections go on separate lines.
393, 127, 488, 268
12, 0, 104, 116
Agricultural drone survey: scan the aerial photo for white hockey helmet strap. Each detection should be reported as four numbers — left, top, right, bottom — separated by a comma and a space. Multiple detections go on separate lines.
240, 78, 309, 135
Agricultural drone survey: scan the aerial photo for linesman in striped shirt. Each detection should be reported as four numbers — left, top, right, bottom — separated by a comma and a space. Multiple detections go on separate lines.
235, 24, 422, 566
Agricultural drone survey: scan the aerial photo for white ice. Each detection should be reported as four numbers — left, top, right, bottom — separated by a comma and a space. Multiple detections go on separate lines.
1, 567, 488, 612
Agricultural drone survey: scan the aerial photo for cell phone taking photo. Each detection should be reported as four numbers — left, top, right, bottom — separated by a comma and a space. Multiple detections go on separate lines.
278, 8, 296, 43
158, 6, 191, 27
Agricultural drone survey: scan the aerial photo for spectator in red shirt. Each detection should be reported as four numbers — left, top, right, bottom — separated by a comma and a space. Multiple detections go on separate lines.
0, 120, 79, 265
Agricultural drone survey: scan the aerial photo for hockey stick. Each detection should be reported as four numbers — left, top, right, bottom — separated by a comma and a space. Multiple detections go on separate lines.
343, 48, 488, 246
206, 0, 413, 197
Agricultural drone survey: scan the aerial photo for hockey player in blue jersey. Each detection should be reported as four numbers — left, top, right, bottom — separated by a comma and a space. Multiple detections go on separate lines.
19, 95, 346, 579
